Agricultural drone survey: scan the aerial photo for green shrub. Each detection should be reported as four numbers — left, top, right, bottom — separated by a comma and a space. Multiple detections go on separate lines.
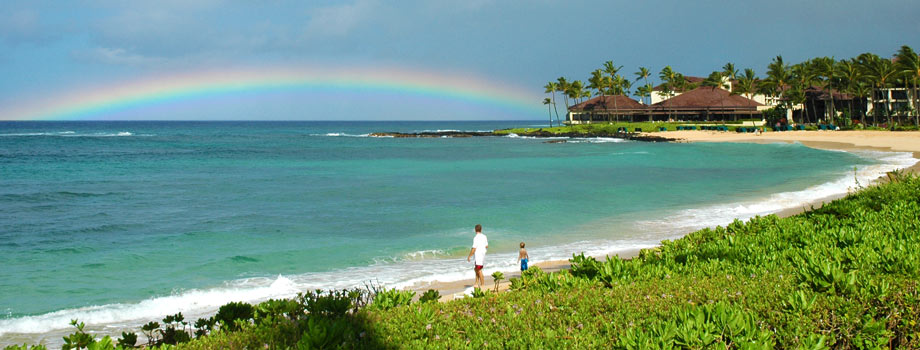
418, 289, 440, 303
213, 301, 254, 331
371, 288, 415, 310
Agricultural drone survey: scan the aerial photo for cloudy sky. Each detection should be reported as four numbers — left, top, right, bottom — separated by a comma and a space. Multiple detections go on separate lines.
1, 0, 918, 120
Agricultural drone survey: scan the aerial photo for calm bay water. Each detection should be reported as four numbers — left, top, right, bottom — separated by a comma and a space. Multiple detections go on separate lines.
0, 121, 915, 342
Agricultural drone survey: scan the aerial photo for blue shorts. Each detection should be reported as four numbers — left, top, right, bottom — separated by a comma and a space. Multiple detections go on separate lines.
520, 258, 528, 271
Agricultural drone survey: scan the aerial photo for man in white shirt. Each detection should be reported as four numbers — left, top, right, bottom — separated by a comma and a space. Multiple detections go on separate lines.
466, 224, 488, 289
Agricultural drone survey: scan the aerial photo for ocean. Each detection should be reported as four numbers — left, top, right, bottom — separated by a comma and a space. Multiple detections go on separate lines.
0, 120, 915, 345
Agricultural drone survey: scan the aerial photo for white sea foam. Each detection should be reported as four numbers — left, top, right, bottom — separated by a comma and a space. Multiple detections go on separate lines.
414, 129, 493, 133
568, 137, 628, 143
636, 150, 919, 237
0, 237, 654, 341
0, 131, 145, 137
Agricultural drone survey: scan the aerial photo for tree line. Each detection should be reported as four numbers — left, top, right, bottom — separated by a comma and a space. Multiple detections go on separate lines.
543, 45, 920, 128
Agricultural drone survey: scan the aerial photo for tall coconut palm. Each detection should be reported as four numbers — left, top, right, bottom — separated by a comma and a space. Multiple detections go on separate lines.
579, 89, 592, 106
851, 81, 873, 126
837, 59, 864, 124
587, 69, 608, 122
722, 62, 738, 92
658, 66, 677, 99
659, 66, 679, 120
616, 76, 633, 122
895, 45, 920, 127
544, 81, 560, 125
764, 56, 791, 121
734, 68, 758, 101
859, 53, 897, 126
634, 67, 652, 104
790, 62, 817, 123
543, 98, 554, 126
556, 77, 571, 116
635, 83, 653, 121
813, 56, 837, 124
635, 84, 653, 104
603, 61, 623, 122
572, 80, 585, 104
702, 71, 728, 121
785, 82, 808, 123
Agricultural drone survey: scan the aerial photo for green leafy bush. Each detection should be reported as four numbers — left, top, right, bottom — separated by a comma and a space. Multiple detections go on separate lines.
213, 301, 254, 331
370, 288, 415, 310
418, 289, 440, 303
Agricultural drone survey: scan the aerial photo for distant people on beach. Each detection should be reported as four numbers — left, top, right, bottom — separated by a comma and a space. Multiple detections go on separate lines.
466, 224, 488, 289
519, 242, 529, 271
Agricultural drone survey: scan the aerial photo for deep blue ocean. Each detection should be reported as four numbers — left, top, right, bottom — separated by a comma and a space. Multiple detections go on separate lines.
0, 121, 915, 344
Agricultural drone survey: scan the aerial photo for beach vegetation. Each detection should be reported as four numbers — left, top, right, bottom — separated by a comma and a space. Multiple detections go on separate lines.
418, 289, 440, 303
213, 302, 254, 332
2, 345, 48, 350
370, 288, 415, 310
116, 332, 137, 348
490, 271, 504, 293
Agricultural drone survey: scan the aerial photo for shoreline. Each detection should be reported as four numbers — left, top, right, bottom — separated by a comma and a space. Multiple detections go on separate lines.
414, 130, 920, 302
5, 130, 920, 346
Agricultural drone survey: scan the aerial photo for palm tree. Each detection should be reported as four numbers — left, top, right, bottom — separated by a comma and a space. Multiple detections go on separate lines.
543, 98, 554, 126
544, 81, 560, 125
895, 45, 920, 127
790, 62, 817, 123
785, 82, 808, 124
722, 62, 738, 92
587, 69, 607, 122
556, 77, 571, 124
634, 67, 652, 104
635, 84, 652, 104
851, 81, 873, 126
836, 59, 859, 124
569, 80, 585, 104
764, 56, 791, 122
734, 68, 758, 101
635, 84, 653, 121
859, 53, 897, 126
603, 61, 623, 122
579, 89, 592, 107
813, 56, 837, 124
702, 71, 728, 121
659, 66, 678, 120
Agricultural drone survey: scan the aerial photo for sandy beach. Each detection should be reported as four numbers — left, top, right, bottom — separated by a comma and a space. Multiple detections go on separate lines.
417, 130, 920, 301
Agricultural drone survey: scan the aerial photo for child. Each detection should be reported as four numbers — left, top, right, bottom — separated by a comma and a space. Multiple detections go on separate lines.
518, 242, 529, 271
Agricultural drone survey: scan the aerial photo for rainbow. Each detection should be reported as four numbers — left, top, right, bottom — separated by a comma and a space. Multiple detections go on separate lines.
1, 66, 543, 120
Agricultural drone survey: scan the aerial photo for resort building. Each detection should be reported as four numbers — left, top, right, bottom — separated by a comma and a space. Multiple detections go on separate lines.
649, 87, 766, 122
567, 69, 914, 126
566, 95, 647, 123
650, 76, 705, 105
567, 85, 766, 124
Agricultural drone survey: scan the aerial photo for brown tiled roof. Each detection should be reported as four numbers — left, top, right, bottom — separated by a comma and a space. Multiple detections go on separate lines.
568, 95, 646, 112
806, 86, 853, 100
651, 87, 762, 110
652, 76, 705, 92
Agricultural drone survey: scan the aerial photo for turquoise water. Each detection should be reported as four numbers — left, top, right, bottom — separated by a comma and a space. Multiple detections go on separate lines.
0, 121, 914, 341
